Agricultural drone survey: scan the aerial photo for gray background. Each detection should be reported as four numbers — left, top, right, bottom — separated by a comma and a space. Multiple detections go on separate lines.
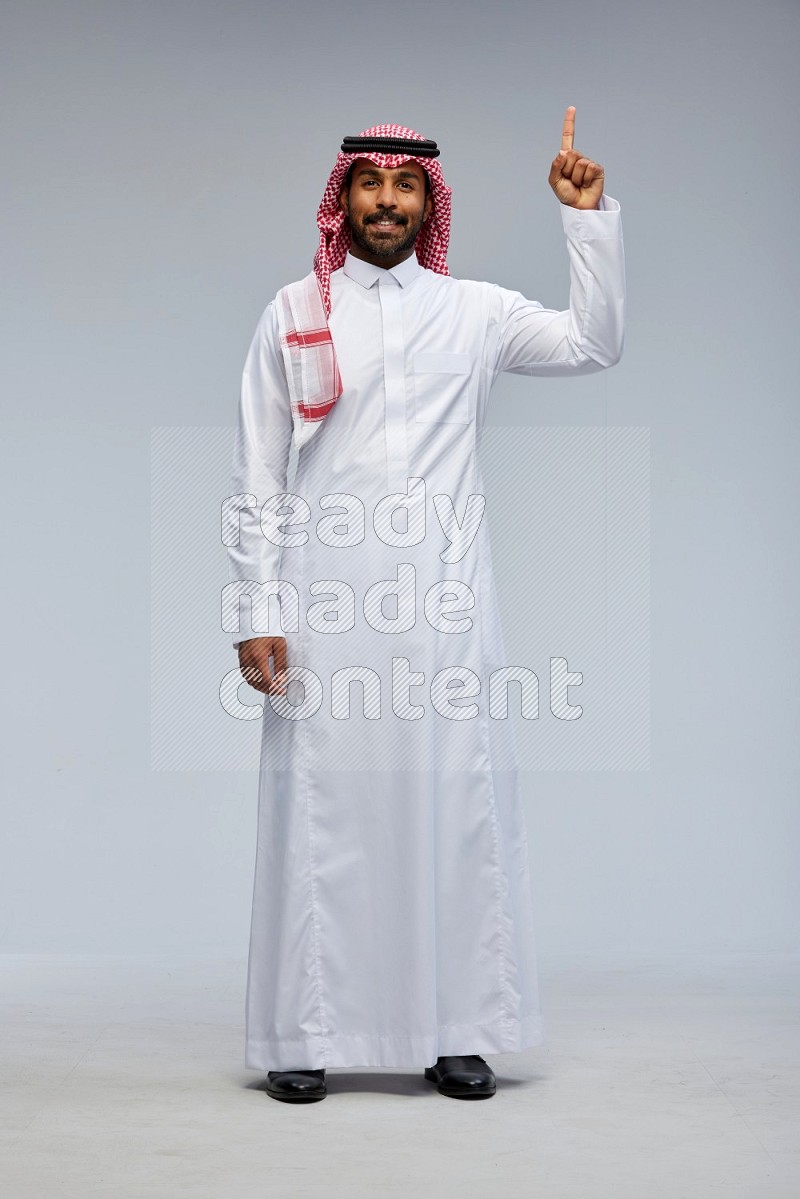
2, 0, 797, 955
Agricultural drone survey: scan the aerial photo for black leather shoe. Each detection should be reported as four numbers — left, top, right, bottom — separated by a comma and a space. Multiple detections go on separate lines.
424, 1055, 496, 1098
265, 1068, 327, 1102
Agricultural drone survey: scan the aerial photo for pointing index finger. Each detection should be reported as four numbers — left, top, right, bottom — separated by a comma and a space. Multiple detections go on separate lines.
561, 105, 575, 152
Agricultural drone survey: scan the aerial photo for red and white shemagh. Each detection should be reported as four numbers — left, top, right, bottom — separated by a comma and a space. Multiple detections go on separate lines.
275, 124, 452, 448
314, 123, 453, 316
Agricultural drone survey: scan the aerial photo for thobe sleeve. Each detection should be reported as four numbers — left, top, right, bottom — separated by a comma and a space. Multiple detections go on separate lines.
488, 193, 625, 378
226, 301, 294, 651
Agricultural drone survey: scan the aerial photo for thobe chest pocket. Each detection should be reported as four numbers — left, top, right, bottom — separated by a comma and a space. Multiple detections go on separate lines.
412, 352, 472, 425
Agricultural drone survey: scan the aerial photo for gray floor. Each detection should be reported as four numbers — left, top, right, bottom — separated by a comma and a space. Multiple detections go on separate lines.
1, 952, 797, 1198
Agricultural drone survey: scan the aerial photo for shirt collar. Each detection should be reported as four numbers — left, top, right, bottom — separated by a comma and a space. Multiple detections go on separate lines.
342, 249, 422, 290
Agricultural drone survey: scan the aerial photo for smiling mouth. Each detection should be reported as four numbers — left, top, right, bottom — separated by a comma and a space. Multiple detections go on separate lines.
368, 217, 404, 227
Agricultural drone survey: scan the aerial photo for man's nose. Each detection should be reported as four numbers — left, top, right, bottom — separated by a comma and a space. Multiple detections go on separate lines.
375, 184, 397, 209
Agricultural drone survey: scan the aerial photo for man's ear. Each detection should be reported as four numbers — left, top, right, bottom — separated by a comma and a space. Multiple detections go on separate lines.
423, 192, 434, 222
339, 186, 349, 215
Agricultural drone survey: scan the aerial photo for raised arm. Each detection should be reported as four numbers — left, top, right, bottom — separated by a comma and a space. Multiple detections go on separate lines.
489, 105, 625, 378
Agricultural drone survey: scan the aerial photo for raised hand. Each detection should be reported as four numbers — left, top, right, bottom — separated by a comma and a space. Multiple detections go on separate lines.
548, 106, 605, 210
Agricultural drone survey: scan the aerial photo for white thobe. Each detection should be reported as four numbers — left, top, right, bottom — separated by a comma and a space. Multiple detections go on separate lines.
228, 194, 625, 1070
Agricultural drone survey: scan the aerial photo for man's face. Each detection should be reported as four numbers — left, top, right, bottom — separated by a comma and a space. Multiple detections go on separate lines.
339, 159, 434, 266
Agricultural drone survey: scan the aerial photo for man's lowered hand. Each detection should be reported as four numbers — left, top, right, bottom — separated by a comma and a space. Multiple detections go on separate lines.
238, 636, 288, 697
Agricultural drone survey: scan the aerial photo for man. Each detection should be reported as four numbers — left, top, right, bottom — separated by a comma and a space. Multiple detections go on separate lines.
226, 110, 625, 1103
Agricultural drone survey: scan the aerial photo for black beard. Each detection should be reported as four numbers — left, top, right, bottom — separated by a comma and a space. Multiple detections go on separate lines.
348, 209, 425, 258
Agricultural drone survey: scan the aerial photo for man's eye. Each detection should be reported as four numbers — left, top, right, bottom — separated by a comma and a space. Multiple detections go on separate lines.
361, 179, 414, 189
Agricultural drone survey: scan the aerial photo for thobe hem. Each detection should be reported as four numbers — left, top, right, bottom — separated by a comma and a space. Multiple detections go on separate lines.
244, 1008, 546, 1071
